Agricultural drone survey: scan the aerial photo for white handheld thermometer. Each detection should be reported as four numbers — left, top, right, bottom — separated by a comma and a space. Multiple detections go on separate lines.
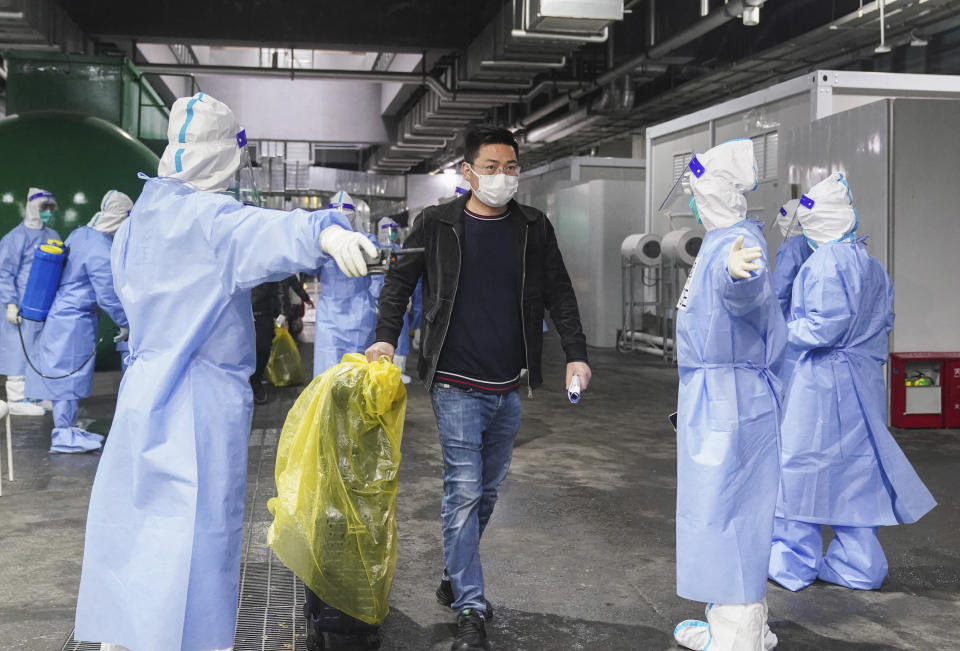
567, 375, 581, 404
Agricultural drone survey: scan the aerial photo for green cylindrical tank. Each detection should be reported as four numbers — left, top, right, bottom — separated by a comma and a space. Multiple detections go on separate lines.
0, 111, 160, 369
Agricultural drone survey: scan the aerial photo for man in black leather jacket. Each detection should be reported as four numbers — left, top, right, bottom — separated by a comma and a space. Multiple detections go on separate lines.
366, 125, 591, 651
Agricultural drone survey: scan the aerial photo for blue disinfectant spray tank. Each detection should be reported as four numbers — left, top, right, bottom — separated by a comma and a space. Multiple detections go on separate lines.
16, 240, 102, 379
19, 241, 67, 321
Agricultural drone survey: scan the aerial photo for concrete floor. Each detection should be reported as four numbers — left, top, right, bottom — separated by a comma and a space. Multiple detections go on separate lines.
1, 330, 958, 650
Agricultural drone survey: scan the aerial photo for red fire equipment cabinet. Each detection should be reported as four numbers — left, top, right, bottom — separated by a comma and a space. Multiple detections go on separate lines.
889, 352, 960, 429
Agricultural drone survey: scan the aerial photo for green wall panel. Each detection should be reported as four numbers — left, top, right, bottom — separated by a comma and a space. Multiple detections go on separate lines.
0, 112, 160, 368
5, 51, 169, 142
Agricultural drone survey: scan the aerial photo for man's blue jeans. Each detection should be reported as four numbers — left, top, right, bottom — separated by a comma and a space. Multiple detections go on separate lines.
430, 384, 523, 614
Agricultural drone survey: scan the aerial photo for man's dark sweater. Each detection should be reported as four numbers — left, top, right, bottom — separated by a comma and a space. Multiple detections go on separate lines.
434, 207, 525, 392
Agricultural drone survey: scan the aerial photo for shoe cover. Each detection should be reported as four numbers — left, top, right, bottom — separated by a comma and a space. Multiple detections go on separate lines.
50, 427, 104, 453
674, 601, 773, 651
768, 517, 821, 591
818, 526, 887, 590
8, 400, 45, 416
674, 619, 711, 650
762, 599, 778, 650
6, 376, 28, 403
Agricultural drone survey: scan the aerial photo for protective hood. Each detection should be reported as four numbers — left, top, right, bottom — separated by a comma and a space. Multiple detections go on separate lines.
158, 92, 245, 192
688, 139, 758, 231
328, 190, 357, 228
25, 187, 56, 229
797, 172, 858, 248
88, 189, 134, 235
776, 199, 802, 238
378, 217, 400, 245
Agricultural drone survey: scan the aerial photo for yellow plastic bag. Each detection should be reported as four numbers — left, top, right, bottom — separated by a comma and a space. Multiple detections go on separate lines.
267, 353, 406, 625
265, 326, 306, 387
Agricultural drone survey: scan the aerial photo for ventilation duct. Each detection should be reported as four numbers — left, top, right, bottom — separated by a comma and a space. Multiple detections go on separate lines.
525, 0, 624, 34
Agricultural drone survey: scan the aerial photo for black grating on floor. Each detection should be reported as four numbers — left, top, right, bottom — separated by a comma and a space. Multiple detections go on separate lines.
61, 427, 307, 651
59, 638, 98, 651
234, 558, 307, 651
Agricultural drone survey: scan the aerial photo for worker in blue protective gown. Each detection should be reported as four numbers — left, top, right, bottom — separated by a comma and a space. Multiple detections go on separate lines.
671, 140, 785, 651
73, 92, 377, 651
0, 188, 61, 417
771, 198, 811, 385
768, 173, 936, 593
25, 190, 133, 453
312, 189, 379, 376
771, 198, 811, 321
370, 218, 412, 383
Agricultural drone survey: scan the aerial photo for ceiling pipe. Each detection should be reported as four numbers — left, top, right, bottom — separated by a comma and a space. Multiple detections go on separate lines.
541, 114, 605, 143
648, 0, 657, 47
603, 0, 759, 83
381, 148, 426, 157
480, 55, 568, 70
509, 26, 609, 43
875, 0, 892, 53
514, 62, 666, 130
135, 62, 556, 105
455, 79, 537, 90
513, 0, 761, 131
525, 107, 591, 143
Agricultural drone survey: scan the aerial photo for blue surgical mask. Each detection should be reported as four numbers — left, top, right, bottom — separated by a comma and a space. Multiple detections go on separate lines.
39, 210, 53, 224
688, 196, 701, 224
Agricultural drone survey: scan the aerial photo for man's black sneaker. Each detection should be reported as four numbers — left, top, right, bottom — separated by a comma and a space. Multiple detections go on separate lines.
305, 614, 324, 651
436, 579, 494, 620
451, 608, 488, 651
251, 380, 268, 405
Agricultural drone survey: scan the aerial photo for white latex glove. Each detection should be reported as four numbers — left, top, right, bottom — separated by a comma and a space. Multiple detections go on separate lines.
319, 225, 379, 278
6, 303, 20, 325
113, 326, 129, 343
728, 235, 763, 279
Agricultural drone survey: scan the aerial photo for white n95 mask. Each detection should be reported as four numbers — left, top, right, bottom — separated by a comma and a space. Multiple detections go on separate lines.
468, 167, 519, 208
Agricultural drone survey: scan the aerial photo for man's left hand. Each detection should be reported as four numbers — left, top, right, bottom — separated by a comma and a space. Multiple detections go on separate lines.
566, 361, 592, 392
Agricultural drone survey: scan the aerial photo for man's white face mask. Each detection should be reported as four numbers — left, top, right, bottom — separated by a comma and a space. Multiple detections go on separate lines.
467, 165, 519, 208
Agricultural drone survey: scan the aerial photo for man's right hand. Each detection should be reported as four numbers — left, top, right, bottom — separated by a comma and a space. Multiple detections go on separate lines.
365, 341, 396, 363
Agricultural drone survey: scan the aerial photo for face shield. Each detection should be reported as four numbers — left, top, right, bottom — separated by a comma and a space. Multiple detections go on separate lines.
666, 140, 757, 231
659, 156, 704, 222
776, 199, 801, 239
328, 190, 357, 229
355, 199, 372, 234
378, 220, 400, 246
26, 188, 57, 228
228, 132, 262, 206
